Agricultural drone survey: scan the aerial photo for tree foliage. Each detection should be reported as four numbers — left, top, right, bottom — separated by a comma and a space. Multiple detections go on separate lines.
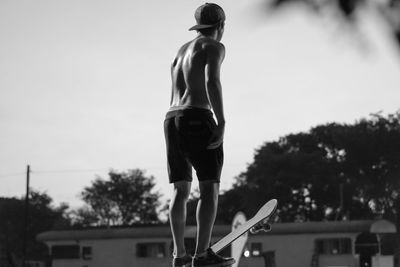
263, 0, 400, 53
217, 111, 400, 224
74, 169, 161, 226
0, 190, 70, 267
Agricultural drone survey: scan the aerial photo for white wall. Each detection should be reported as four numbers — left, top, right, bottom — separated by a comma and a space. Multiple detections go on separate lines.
45, 232, 363, 267
245, 232, 359, 267
48, 237, 172, 267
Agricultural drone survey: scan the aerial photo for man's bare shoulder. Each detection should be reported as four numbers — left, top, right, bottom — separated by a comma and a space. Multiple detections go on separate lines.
172, 38, 225, 65
200, 38, 224, 51
174, 41, 191, 58
198, 38, 225, 60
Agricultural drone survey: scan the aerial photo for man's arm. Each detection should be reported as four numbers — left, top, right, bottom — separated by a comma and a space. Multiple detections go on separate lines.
205, 42, 225, 149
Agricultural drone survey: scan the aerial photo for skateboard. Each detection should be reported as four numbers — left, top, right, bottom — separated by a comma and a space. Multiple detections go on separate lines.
211, 199, 278, 253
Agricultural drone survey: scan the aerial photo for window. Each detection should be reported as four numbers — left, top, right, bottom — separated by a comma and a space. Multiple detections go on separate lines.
136, 243, 166, 258
315, 238, 352, 255
264, 251, 276, 267
52, 245, 80, 259
82, 246, 92, 260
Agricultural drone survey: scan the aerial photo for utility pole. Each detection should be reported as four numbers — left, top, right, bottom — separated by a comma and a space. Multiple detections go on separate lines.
23, 164, 30, 266
335, 183, 344, 221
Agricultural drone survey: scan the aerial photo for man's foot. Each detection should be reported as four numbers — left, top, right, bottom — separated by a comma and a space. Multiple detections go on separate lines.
173, 254, 193, 267
192, 248, 235, 267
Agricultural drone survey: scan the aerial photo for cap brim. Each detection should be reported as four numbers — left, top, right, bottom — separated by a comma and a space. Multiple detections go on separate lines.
188, 24, 216, 31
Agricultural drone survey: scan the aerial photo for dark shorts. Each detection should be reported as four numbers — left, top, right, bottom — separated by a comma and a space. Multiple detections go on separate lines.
164, 108, 223, 183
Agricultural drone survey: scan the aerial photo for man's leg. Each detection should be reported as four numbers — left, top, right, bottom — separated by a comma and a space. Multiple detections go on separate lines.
192, 180, 235, 267
195, 181, 219, 255
170, 180, 191, 257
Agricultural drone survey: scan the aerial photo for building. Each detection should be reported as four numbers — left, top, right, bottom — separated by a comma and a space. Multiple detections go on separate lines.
37, 220, 397, 267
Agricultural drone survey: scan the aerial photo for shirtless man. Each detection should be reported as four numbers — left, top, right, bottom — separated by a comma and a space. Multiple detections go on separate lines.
164, 3, 235, 267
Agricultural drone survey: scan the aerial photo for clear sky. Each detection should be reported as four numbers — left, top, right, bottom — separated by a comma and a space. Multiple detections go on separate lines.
1, 0, 399, 209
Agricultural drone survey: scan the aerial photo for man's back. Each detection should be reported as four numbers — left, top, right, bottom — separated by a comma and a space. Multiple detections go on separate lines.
169, 37, 224, 111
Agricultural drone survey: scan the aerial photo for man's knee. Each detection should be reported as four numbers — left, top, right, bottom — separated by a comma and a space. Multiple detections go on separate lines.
173, 181, 191, 201
199, 181, 219, 201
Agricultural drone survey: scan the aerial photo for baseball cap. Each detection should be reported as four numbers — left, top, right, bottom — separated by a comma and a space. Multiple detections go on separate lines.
188, 3, 226, 31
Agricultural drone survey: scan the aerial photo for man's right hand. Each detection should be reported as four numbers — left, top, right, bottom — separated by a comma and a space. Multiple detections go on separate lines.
207, 124, 225, 149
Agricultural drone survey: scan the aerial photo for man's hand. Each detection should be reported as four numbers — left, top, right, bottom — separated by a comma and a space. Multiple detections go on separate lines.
207, 124, 225, 149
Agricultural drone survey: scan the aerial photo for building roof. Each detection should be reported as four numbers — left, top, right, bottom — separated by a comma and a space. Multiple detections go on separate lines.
37, 225, 173, 241
37, 220, 393, 242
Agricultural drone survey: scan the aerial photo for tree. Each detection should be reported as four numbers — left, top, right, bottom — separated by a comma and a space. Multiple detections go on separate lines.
74, 169, 161, 227
0, 190, 70, 267
262, 0, 400, 53
218, 111, 400, 224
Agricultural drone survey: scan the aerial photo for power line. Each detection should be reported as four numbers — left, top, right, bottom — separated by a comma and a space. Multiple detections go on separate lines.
1, 161, 248, 179
33, 168, 109, 175
0, 172, 25, 179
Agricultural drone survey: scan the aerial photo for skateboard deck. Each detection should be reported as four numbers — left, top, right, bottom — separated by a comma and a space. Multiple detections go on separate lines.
211, 199, 278, 253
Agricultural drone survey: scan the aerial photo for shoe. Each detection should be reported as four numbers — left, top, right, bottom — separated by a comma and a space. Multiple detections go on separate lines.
173, 254, 193, 267
192, 248, 235, 267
